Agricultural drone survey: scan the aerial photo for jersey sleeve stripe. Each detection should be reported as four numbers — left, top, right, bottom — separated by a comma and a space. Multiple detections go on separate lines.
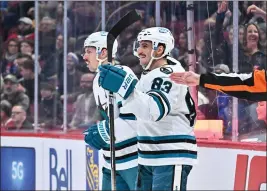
149, 93, 165, 121
147, 90, 171, 121
119, 113, 137, 120
149, 89, 171, 114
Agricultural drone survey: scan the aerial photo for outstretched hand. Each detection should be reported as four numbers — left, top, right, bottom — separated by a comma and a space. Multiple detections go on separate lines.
247, 4, 266, 21
169, 71, 200, 86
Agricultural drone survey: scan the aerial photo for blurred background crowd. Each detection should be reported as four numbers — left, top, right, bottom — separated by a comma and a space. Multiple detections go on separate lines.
0, 1, 266, 142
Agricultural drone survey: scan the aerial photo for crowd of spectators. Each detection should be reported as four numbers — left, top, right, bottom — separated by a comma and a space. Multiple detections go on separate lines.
0, 1, 266, 141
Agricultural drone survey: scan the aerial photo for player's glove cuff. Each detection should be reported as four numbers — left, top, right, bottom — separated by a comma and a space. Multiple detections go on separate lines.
98, 64, 138, 99
83, 120, 110, 150
117, 73, 138, 99
97, 120, 110, 143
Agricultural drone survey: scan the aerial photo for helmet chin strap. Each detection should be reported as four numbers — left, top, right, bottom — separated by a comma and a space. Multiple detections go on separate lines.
144, 49, 166, 70
96, 51, 107, 72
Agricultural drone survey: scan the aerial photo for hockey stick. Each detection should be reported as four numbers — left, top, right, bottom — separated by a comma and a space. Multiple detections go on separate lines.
106, 10, 141, 190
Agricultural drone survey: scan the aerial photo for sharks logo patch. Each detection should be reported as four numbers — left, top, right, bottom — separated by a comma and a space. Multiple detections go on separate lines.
160, 67, 173, 74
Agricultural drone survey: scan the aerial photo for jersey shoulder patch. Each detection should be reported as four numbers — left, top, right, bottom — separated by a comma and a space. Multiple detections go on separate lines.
160, 66, 173, 74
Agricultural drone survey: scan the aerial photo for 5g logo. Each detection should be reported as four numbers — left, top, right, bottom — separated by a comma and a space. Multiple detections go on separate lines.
12, 161, 24, 180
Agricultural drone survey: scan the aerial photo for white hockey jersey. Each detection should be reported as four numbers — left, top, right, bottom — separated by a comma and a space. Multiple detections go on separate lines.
120, 57, 198, 166
93, 70, 138, 170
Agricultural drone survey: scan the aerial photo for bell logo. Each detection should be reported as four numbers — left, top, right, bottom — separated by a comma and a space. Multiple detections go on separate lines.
234, 154, 266, 190
49, 148, 72, 190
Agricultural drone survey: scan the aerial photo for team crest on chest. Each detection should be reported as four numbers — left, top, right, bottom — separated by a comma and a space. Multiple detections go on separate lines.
160, 67, 173, 74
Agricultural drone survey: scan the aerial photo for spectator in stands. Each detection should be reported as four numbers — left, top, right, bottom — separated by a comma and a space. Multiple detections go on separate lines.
38, 16, 58, 81
1, 38, 19, 76
39, 16, 56, 56
55, 2, 72, 37
204, 1, 232, 30
19, 59, 41, 104
200, 1, 232, 72
55, 33, 63, 51
1, 74, 29, 110
5, 105, 33, 130
69, 2, 98, 36
7, 17, 34, 41
195, 38, 206, 73
239, 101, 266, 142
59, 52, 82, 103
39, 82, 63, 129
69, 73, 101, 129
39, 33, 62, 82
247, 2, 266, 24
38, 1, 59, 19
236, 4, 266, 72
228, 25, 245, 48
239, 23, 266, 72
237, 22, 266, 134
20, 39, 34, 56
13, 53, 32, 79
0, 100, 12, 128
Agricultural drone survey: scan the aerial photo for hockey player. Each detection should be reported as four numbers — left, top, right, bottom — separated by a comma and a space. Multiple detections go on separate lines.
98, 27, 197, 190
170, 70, 267, 101
82, 31, 138, 190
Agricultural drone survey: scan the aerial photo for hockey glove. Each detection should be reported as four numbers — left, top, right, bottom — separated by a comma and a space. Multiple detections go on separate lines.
98, 64, 138, 99
83, 120, 110, 150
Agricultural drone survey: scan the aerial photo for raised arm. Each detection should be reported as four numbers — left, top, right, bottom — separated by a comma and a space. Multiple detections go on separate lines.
247, 4, 267, 22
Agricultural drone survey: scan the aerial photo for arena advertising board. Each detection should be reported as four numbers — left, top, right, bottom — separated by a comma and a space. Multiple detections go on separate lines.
86, 145, 100, 190
42, 138, 87, 190
0, 147, 36, 190
1, 135, 265, 190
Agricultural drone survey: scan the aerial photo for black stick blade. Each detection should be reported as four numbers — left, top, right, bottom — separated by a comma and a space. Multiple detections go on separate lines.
107, 10, 141, 62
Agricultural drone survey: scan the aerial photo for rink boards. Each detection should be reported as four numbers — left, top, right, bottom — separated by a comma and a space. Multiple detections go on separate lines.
1, 132, 266, 190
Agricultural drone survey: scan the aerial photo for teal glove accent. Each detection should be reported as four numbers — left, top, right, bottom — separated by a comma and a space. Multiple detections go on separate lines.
98, 64, 138, 99
83, 120, 109, 150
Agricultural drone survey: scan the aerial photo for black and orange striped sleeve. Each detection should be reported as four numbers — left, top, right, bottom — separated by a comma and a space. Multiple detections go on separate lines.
199, 70, 267, 101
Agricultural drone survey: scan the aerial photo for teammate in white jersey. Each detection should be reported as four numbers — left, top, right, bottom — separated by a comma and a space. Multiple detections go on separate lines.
82, 31, 138, 190
98, 27, 197, 190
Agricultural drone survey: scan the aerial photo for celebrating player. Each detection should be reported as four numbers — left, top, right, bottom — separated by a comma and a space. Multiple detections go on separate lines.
98, 27, 197, 190
169, 70, 267, 101
82, 31, 138, 190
